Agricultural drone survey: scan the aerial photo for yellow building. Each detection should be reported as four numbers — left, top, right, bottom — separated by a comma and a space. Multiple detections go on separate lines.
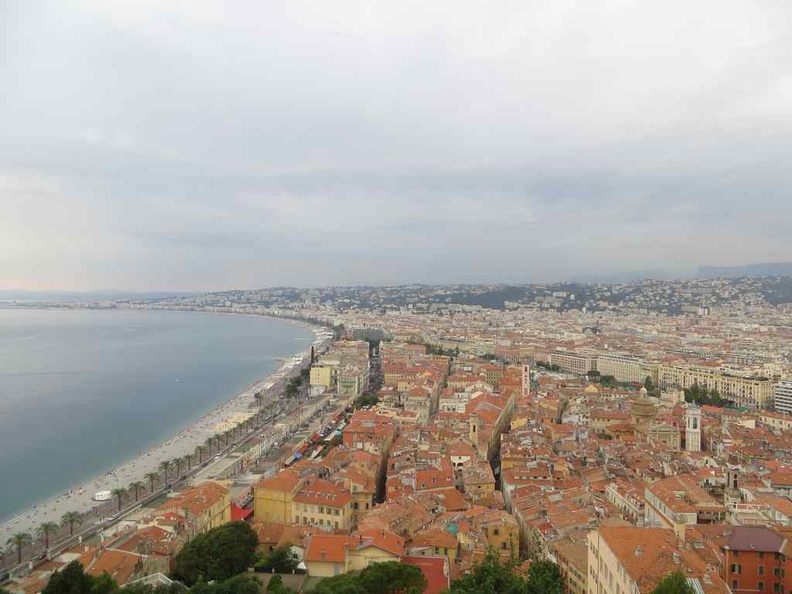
596, 354, 656, 384
304, 530, 405, 577
310, 364, 335, 392
253, 470, 303, 524
293, 479, 355, 532
658, 363, 774, 409
157, 481, 231, 534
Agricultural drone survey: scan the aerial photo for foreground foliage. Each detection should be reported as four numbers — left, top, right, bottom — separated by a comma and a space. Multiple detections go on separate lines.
255, 545, 300, 573
171, 521, 258, 586
447, 552, 562, 594
650, 572, 695, 594
312, 561, 427, 594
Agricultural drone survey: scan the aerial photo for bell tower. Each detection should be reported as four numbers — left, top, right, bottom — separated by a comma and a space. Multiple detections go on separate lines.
685, 403, 701, 452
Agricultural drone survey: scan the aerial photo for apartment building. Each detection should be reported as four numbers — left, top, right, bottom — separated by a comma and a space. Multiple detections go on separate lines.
156, 481, 231, 534
722, 526, 792, 594
658, 364, 775, 409
550, 350, 597, 375
293, 479, 355, 531
775, 381, 792, 416
596, 353, 655, 384
587, 527, 724, 594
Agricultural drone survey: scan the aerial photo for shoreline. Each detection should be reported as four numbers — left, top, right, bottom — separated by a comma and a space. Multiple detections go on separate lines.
0, 309, 327, 540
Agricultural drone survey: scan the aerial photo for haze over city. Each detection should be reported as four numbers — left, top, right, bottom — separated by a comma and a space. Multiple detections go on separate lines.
2, 0, 791, 291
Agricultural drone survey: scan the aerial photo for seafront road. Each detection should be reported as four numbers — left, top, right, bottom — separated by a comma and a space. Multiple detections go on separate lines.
0, 332, 333, 577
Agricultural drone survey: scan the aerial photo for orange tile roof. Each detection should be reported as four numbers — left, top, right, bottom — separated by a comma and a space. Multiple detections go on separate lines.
305, 534, 350, 563
255, 469, 303, 493
294, 479, 353, 508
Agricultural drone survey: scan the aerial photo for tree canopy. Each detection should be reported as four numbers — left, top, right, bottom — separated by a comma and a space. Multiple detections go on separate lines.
255, 545, 299, 573
683, 383, 726, 407
119, 583, 187, 594
267, 575, 298, 594
171, 521, 258, 586
312, 561, 426, 594
42, 560, 116, 594
446, 551, 563, 594
650, 572, 695, 594
190, 575, 261, 594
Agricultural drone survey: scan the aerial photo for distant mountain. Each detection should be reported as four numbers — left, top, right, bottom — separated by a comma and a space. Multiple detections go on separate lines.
570, 269, 689, 284
697, 262, 792, 279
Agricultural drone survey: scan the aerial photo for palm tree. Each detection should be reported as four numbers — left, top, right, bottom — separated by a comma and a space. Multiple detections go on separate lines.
159, 460, 171, 483
7, 532, 32, 564
173, 457, 184, 478
196, 445, 207, 464
204, 437, 215, 455
129, 481, 145, 502
145, 471, 159, 493
213, 433, 223, 453
61, 511, 83, 537
184, 453, 193, 471
36, 521, 59, 550
111, 488, 125, 512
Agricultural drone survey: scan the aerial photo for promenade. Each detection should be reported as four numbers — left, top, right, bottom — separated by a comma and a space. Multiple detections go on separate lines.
0, 328, 327, 548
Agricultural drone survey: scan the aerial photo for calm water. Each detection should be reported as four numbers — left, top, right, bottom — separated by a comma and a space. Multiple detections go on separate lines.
0, 308, 314, 522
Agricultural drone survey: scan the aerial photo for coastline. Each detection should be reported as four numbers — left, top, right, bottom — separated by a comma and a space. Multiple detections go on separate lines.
0, 310, 326, 541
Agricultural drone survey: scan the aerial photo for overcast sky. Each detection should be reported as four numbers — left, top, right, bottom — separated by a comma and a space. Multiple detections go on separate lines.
2, 1, 791, 291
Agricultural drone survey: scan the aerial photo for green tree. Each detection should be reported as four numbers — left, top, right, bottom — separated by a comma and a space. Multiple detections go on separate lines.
525, 559, 563, 594
171, 521, 258, 586
312, 573, 366, 594
650, 572, 695, 594
190, 575, 261, 594
353, 394, 379, 409
145, 472, 159, 494
111, 488, 126, 512
91, 572, 120, 594
644, 376, 655, 392
158, 461, 172, 482
357, 561, 427, 594
37, 521, 60, 550
60, 511, 83, 537
42, 560, 95, 594
129, 481, 145, 502
446, 550, 542, 594
267, 574, 298, 594
120, 582, 187, 594
7, 531, 32, 564
255, 545, 299, 573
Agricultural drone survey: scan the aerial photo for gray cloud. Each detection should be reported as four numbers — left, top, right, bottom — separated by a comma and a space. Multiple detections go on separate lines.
1, 0, 791, 290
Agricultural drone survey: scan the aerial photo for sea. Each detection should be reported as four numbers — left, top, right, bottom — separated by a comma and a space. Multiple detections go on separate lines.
0, 307, 315, 523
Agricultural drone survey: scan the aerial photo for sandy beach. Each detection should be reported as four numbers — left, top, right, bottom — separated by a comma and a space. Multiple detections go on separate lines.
0, 321, 325, 542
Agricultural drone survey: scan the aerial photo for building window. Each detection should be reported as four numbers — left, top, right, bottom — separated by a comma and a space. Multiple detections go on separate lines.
759, 552, 765, 559
760, 566, 765, 576
758, 582, 764, 591
732, 580, 739, 590
731, 565, 741, 574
